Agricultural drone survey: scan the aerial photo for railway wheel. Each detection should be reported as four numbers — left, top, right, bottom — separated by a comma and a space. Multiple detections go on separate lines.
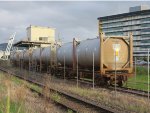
117, 81, 123, 87
50, 67, 56, 76
95, 75, 108, 86
68, 71, 76, 79
117, 76, 124, 87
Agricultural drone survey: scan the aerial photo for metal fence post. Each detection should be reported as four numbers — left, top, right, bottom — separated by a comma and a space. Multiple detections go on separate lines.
64, 50, 65, 80
113, 44, 120, 96
115, 50, 117, 96
93, 51, 95, 89
148, 49, 149, 100
77, 50, 79, 88
135, 57, 136, 88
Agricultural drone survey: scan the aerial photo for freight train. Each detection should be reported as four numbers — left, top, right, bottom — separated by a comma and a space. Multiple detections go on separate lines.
10, 32, 133, 87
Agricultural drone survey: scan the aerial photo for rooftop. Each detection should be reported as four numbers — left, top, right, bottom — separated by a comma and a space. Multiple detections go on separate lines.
13, 40, 53, 47
26, 25, 55, 30
129, 5, 149, 12
98, 5, 150, 21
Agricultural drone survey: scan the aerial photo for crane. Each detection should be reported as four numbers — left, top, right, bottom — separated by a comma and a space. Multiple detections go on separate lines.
0, 32, 16, 60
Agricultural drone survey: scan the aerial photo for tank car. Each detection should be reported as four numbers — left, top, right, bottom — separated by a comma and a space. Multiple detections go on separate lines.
55, 33, 133, 86
10, 50, 22, 66
10, 33, 133, 86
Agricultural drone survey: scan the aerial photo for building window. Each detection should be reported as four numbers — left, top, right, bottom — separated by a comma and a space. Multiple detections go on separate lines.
39, 37, 48, 42
141, 17, 150, 22
39, 37, 42, 41
141, 24, 150, 27
141, 28, 150, 32
141, 34, 150, 37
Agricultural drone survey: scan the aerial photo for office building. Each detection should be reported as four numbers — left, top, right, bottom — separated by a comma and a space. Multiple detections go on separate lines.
98, 5, 150, 57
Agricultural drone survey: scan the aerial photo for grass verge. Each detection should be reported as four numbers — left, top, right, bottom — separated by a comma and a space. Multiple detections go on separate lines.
126, 66, 150, 91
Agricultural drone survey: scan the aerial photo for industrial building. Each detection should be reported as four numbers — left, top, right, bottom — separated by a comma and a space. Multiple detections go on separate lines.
27, 25, 55, 43
98, 5, 150, 57
14, 25, 56, 48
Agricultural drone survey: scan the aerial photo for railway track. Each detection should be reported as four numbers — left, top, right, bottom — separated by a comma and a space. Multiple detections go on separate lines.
0, 66, 123, 113
28, 86, 78, 113
111, 86, 149, 97
79, 79, 149, 98
70, 78, 150, 98
1, 64, 149, 98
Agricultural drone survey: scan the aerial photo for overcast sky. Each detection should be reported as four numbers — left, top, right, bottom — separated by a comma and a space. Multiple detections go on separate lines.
0, 1, 150, 43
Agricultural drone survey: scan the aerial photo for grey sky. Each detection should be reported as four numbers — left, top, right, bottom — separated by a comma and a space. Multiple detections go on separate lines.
0, 1, 150, 43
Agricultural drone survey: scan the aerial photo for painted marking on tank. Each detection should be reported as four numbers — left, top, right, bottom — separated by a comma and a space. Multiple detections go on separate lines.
113, 44, 121, 62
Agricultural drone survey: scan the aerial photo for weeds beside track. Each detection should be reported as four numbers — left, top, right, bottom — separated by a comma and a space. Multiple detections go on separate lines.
0, 66, 118, 113
0, 63, 150, 113
70, 78, 150, 98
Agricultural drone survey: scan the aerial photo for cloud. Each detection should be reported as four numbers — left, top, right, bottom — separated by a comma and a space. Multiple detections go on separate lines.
0, 1, 150, 43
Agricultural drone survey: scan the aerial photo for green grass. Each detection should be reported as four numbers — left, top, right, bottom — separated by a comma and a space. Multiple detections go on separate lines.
136, 66, 148, 75
0, 98, 24, 113
0, 72, 7, 92
5, 72, 42, 93
67, 109, 73, 113
79, 77, 93, 82
125, 66, 150, 91
27, 83, 42, 93
51, 92, 61, 102
0, 72, 43, 113
0, 72, 25, 113
11, 76, 23, 85
0, 83, 6, 92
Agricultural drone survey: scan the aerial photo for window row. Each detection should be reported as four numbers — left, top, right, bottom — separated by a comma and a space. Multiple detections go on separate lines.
101, 14, 150, 24
102, 20, 141, 28
141, 23, 150, 27
105, 32, 123, 36
141, 34, 150, 37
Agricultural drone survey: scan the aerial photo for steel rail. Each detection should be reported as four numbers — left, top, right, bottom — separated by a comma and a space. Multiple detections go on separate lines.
70, 78, 149, 98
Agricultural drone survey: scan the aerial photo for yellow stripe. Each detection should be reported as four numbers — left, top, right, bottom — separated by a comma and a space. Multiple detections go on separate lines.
116, 51, 119, 56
